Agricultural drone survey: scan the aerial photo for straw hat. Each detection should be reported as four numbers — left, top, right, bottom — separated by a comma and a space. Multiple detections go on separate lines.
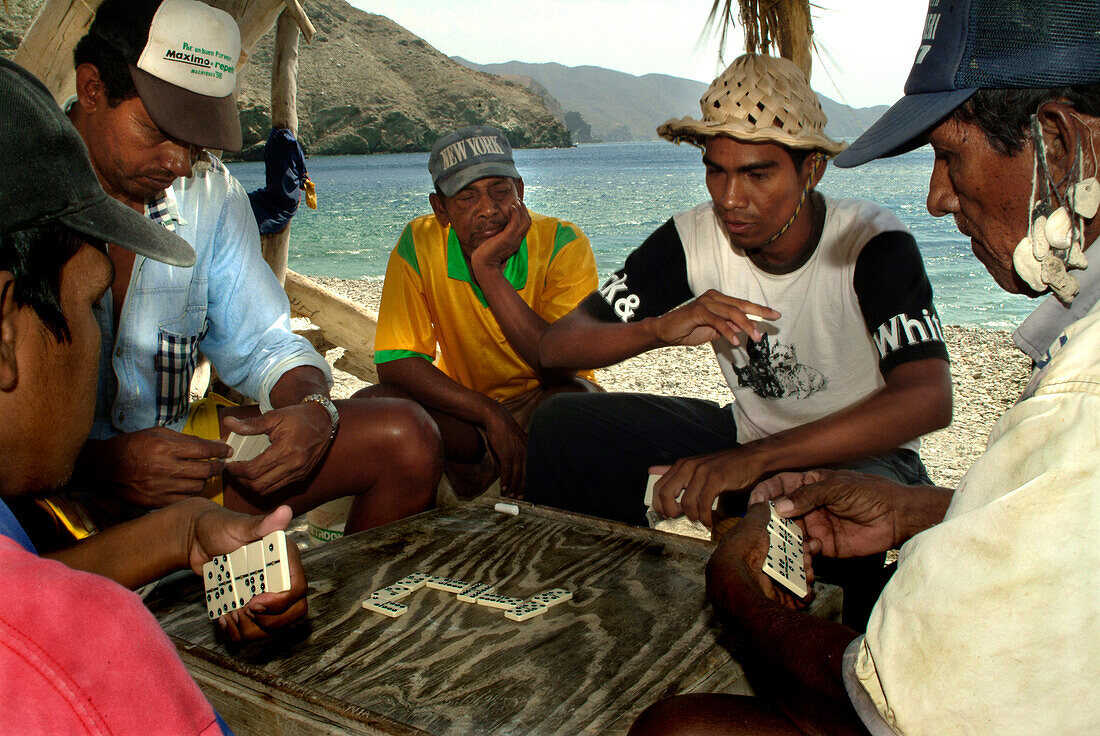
658, 54, 845, 156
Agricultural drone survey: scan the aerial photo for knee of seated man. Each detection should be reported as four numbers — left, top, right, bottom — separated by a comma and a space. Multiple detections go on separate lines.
375, 397, 443, 470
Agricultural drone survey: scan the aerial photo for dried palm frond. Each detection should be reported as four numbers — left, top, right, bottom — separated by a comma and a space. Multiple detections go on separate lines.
704, 0, 816, 80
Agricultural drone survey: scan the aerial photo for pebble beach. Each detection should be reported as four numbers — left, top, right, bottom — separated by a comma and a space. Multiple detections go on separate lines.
313, 276, 1032, 491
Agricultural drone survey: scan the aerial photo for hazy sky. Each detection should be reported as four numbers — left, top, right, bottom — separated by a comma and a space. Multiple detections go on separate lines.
350, 0, 932, 109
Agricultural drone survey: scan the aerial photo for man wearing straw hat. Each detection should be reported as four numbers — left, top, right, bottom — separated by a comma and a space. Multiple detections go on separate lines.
13, 0, 443, 550
527, 54, 951, 626
629, 1, 1100, 734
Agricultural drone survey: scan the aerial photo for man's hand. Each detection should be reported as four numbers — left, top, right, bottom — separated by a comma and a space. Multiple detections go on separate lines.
482, 402, 527, 498
83, 428, 230, 507
649, 289, 779, 348
652, 445, 768, 528
470, 202, 532, 275
706, 501, 814, 614
223, 403, 331, 493
749, 469, 910, 559
187, 503, 308, 642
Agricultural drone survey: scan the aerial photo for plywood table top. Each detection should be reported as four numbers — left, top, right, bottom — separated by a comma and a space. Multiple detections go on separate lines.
149, 500, 767, 736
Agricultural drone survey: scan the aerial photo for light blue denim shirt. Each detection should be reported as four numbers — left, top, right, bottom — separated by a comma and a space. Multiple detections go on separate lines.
90, 157, 331, 439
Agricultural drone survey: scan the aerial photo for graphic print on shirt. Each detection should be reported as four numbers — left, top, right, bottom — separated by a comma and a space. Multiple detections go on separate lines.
599, 272, 641, 321
732, 335, 827, 399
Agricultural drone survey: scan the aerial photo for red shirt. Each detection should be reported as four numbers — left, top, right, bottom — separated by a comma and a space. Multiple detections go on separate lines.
0, 534, 230, 735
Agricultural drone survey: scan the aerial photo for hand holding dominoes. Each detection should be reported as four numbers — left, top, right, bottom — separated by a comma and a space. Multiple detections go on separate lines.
225, 431, 271, 462
201, 526, 307, 641
761, 502, 809, 598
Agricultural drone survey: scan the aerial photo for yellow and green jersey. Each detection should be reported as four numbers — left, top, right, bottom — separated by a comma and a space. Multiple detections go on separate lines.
375, 211, 598, 401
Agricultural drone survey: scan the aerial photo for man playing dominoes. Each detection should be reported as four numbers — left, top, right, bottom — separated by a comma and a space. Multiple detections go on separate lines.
16, 0, 443, 549
525, 54, 952, 628
0, 57, 307, 733
630, 2, 1100, 734
366, 125, 600, 498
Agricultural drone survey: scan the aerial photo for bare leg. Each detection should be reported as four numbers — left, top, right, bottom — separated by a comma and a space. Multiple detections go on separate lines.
354, 383, 483, 462
218, 397, 442, 534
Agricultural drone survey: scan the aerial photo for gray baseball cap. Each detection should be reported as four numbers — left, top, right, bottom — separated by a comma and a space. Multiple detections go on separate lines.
429, 125, 520, 197
0, 58, 195, 267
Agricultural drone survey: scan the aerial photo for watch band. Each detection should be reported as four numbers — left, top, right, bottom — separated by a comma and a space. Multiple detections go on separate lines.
301, 393, 339, 438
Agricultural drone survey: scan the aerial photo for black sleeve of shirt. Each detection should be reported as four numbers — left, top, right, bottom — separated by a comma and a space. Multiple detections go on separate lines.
854, 230, 950, 376
582, 218, 695, 323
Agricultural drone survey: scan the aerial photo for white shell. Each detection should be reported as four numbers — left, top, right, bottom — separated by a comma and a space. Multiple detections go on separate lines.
1066, 239, 1089, 270
1071, 177, 1100, 219
1044, 208, 1073, 251
1013, 237, 1045, 291
1031, 215, 1051, 259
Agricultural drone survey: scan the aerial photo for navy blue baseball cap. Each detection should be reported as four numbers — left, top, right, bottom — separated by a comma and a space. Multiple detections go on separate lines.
835, 0, 1100, 168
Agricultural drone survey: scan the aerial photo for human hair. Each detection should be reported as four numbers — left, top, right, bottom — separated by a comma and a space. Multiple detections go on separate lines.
0, 224, 86, 343
72, 0, 161, 105
954, 84, 1100, 155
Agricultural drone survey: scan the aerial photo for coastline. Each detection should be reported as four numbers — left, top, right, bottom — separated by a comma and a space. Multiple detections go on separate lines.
312, 276, 1032, 490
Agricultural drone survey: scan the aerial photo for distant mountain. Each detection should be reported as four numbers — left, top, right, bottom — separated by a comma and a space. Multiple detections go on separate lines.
1, 0, 572, 159
454, 58, 888, 144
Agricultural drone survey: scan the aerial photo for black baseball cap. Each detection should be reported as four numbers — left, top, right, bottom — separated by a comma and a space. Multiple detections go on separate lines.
0, 59, 195, 267
835, 0, 1100, 168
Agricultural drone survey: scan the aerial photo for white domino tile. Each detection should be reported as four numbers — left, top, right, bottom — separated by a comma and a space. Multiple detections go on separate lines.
362, 598, 408, 618
504, 600, 549, 621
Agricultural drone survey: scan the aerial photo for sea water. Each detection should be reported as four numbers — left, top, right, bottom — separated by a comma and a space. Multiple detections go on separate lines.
228, 141, 1034, 329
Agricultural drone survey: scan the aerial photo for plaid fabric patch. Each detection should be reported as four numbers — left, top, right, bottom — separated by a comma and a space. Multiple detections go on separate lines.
154, 324, 208, 426
144, 193, 176, 232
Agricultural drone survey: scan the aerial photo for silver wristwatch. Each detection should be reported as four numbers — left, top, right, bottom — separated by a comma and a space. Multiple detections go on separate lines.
301, 393, 339, 438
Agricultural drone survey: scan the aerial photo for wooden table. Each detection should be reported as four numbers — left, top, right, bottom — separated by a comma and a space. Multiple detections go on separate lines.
149, 500, 835, 736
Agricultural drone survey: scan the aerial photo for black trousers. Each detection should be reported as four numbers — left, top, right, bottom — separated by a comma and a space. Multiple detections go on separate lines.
525, 391, 933, 631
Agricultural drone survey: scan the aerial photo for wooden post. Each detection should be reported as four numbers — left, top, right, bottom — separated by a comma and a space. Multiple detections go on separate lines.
13, 0, 104, 101
259, 8, 301, 285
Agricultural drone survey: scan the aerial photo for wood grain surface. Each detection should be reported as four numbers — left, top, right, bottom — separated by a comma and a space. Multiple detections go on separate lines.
150, 501, 768, 736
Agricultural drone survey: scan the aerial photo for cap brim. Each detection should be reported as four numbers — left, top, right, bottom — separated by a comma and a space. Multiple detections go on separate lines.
60, 192, 195, 268
438, 162, 521, 197
130, 65, 242, 152
833, 88, 977, 168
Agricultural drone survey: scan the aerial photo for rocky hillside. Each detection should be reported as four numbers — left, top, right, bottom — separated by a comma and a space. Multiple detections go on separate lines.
456, 58, 888, 143
1, 0, 572, 158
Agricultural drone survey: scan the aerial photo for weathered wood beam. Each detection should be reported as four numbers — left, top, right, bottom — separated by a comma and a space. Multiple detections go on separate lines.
285, 271, 380, 384
13, 0, 103, 101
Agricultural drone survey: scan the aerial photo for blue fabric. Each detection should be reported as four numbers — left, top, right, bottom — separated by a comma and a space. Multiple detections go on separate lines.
0, 499, 37, 554
91, 155, 331, 438
214, 712, 235, 735
248, 128, 308, 235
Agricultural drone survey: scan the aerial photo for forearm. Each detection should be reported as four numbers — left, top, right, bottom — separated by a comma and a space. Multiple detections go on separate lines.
745, 359, 952, 478
268, 365, 331, 408
891, 484, 953, 543
377, 358, 500, 427
44, 498, 208, 588
539, 306, 664, 370
707, 557, 857, 707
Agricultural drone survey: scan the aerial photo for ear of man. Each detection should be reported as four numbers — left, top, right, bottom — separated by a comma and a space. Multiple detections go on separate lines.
0, 273, 21, 392
800, 151, 826, 191
429, 191, 450, 228
72, 63, 107, 114
1037, 101, 1100, 245
1036, 102, 1095, 183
